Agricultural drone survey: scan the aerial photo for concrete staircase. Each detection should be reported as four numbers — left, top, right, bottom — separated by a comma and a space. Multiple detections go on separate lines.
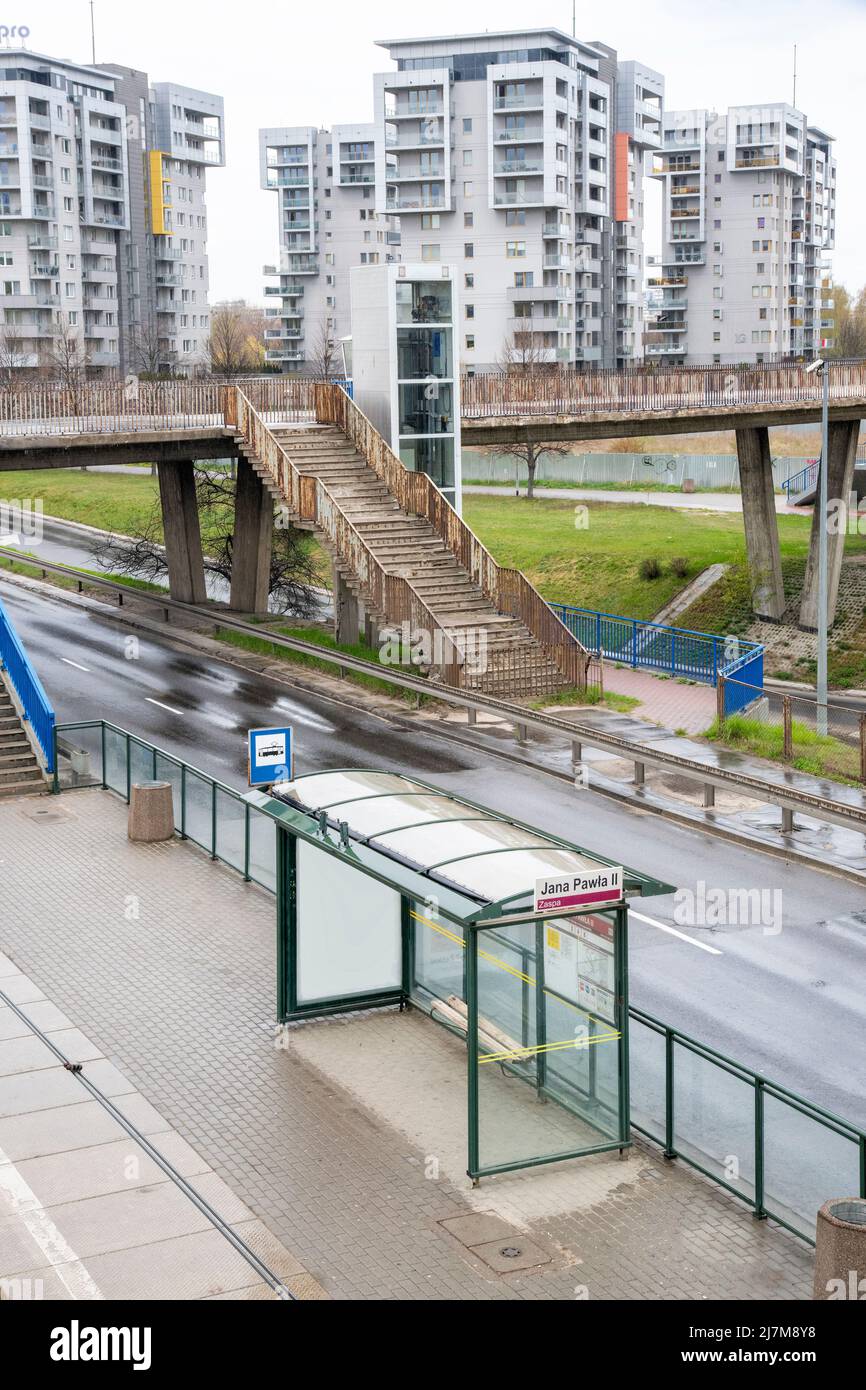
0, 682, 46, 798
237, 422, 571, 695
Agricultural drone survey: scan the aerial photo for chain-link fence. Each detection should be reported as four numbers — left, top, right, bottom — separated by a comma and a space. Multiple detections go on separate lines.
717, 677, 866, 785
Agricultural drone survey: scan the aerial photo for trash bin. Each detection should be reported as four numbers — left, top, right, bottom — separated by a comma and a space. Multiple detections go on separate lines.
682, 477, 696, 494
813, 1198, 866, 1299
128, 780, 175, 843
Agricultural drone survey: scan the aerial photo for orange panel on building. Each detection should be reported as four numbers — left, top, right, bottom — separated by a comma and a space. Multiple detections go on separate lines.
613, 132, 631, 222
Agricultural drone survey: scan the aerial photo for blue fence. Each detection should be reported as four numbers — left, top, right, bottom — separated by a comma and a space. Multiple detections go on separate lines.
721, 645, 765, 717
783, 459, 819, 501
0, 594, 55, 771
551, 603, 764, 699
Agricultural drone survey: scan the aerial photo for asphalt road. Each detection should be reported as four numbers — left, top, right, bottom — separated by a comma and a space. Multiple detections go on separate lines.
5, 574, 866, 1142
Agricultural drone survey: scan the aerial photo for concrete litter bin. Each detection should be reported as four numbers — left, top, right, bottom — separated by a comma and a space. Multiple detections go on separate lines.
813, 1198, 866, 1299
128, 781, 175, 843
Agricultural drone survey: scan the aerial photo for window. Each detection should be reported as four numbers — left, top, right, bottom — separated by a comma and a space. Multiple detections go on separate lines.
463, 181, 473, 197
464, 212, 473, 228
756, 261, 765, 274
714, 174, 721, 183
464, 273, 474, 288
463, 118, 472, 133
421, 213, 440, 229
713, 308, 723, 320
714, 218, 721, 229
505, 209, 525, 225
757, 217, 765, 228
465, 303, 475, 319
465, 334, 475, 349
713, 264, 722, 276
713, 332, 721, 342
64, 282, 75, 297
514, 272, 533, 288
464, 242, 474, 258
506, 241, 526, 258
713, 286, 723, 300
0, 223, 10, 237
421, 243, 440, 262
463, 150, 472, 166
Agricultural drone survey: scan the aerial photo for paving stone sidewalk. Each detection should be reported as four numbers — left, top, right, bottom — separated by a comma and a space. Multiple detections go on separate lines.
0, 789, 814, 1300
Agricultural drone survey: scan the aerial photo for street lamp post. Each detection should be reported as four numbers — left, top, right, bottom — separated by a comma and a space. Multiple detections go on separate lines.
807, 357, 830, 735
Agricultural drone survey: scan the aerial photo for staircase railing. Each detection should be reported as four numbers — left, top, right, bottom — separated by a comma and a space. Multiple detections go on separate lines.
316, 383, 592, 690
229, 389, 463, 685
0, 593, 55, 771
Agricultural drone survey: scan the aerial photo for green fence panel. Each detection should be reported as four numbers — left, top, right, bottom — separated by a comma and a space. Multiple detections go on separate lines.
214, 786, 246, 874
247, 808, 277, 892
183, 768, 214, 851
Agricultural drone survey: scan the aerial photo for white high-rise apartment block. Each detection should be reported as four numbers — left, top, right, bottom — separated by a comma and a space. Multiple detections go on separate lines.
0, 50, 224, 380
650, 104, 836, 364
259, 125, 400, 370
0, 51, 131, 374
373, 29, 663, 370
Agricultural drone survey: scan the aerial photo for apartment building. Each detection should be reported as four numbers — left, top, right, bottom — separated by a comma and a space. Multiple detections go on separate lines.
259, 125, 399, 370
650, 104, 836, 364
0, 49, 223, 380
101, 70, 225, 374
0, 51, 131, 375
372, 29, 663, 370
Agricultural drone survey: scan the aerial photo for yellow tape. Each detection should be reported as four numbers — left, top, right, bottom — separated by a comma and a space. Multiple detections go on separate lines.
479, 1031, 621, 1065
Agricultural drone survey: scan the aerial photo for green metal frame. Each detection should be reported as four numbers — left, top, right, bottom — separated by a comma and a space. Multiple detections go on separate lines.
466, 906, 630, 1181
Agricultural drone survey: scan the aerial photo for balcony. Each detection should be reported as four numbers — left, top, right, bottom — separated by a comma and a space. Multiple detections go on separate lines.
670, 208, 700, 219
494, 160, 545, 176
648, 276, 687, 286
386, 196, 445, 211
734, 155, 779, 169
32, 174, 53, 189
386, 102, 444, 119
27, 233, 58, 250
494, 128, 544, 144
542, 221, 571, 238
29, 263, 60, 278
543, 253, 571, 269
670, 185, 700, 196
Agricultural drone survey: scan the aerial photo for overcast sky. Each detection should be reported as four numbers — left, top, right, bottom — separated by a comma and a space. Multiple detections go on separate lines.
16, 0, 866, 302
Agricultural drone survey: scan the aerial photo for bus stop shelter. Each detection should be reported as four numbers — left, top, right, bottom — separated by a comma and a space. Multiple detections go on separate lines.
253, 770, 674, 1182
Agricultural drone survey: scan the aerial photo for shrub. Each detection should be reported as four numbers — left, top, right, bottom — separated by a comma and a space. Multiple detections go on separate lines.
669, 556, 689, 578
638, 556, 662, 581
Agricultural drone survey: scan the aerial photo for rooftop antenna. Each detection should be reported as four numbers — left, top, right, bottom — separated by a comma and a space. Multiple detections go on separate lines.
572, 0, 576, 37
792, 43, 797, 107
89, 1, 96, 64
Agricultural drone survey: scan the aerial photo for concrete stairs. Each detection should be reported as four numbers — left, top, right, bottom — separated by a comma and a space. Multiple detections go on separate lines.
235, 423, 571, 696
0, 683, 46, 798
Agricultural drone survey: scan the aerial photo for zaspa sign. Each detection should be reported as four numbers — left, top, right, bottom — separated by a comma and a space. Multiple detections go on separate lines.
534, 866, 624, 914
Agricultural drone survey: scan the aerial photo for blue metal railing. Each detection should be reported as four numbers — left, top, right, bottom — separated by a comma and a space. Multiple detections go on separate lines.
550, 603, 764, 691
721, 645, 765, 718
0, 594, 55, 771
783, 459, 819, 501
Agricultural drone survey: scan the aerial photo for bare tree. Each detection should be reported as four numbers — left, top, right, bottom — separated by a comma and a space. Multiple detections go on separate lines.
497, 328, 550, 374
41, 313, 88, 406
128, 323, 176, 379
307, 319, 338, 381
0, 324, 28, 387
497, 434, 574, 499
90, 464, 321, 616
827, 283, 866, 359
207, 300, 266, 377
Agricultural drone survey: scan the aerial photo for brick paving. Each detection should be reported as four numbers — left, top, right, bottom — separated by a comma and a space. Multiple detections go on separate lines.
0, 789, 814, 1300
600, 664, 717, 734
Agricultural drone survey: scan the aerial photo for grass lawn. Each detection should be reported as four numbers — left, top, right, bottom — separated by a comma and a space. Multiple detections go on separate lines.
462, 494, 866, 622
706, 714, 862, 786
0, 467, 160, 536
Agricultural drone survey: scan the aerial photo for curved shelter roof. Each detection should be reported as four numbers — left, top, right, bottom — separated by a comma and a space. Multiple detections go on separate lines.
273, 769, 673, 918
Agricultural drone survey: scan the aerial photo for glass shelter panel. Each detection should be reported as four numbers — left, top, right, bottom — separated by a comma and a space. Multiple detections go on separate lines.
472, 911, 625, 1176
295, 840, 402, 1007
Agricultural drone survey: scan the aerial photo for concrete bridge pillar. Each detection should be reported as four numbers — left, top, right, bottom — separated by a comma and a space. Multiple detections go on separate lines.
230, 455, 273, 614
799, 420, 860, 632
736, 427, 786, 621
157, 460, 207, 605
333, 564, 360, 646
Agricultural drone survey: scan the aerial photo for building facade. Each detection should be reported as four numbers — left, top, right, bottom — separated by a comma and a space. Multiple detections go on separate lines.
372, 29, 663, 370
0, 49, 223, 381
259, 125, 399, 370
649, 104, 836, 364
101, 71, 225, 375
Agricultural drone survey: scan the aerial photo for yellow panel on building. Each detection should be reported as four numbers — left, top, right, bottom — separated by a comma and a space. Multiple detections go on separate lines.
149, 150, 171, 235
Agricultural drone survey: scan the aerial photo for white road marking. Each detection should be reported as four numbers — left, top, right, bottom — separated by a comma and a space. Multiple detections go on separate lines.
0, 1141, 104, 1300
60, 657, 90, 672
629, 908, 723, 956
144, 697, 184, 717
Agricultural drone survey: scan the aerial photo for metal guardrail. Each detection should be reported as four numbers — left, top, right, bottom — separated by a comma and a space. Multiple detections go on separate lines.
0, 590, 55, 770
4, 548, 866, 842
631, 1006, 866, 1244
550, 603, 764, 690
461, 360, 866, 418
50, 719, 866, 1246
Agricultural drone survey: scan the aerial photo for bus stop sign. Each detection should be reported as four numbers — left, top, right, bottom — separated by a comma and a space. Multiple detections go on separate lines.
248, 726, 293, 787
534, 866, 623, 914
